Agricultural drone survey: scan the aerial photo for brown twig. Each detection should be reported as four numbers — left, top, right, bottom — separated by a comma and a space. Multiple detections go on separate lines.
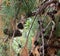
43, 21, 52, 31
39, 19, 45, 56
49, 21, 55, 38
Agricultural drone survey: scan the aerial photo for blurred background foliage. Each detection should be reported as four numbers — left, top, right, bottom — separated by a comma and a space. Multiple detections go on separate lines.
0, 0, 60, 56
0, 0, 38, 56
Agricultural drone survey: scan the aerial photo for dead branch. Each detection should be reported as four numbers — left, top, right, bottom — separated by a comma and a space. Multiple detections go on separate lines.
39, 19, 44, 56
26, 0, 58, 17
